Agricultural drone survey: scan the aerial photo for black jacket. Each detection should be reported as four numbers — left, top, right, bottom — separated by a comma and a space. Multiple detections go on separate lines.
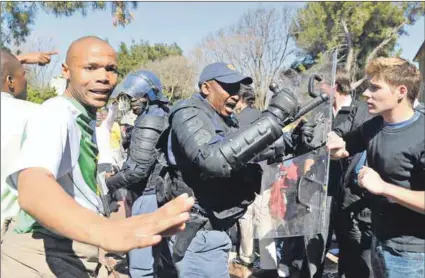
333, 100, 373, 211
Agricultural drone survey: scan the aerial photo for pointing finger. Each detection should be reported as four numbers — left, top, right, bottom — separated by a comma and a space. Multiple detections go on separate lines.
45, 51, 59, 56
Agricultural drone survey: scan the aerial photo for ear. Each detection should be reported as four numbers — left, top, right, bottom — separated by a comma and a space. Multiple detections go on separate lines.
200, 82, 211, 97
61, 63, 70, 80
6, 75, 14, 89
396, 85, 408, 102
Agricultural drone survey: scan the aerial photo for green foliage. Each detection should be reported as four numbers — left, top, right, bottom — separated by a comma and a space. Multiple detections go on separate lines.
26, 85, 57, 104
0, 2, 37, 47
1, 1, 138, 46
291, 2, 424, 77
117, 40, 183, 80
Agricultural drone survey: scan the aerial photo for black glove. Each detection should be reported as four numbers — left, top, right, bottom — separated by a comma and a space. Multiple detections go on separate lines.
290, 119, 318, 155
266, 87, 299, 127
300, 120, 316, 146
105, 190, 121, 213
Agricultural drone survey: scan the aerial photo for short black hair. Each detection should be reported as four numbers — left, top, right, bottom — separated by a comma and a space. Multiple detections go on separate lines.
0, 49, 21, 89
239, 84, 255, 106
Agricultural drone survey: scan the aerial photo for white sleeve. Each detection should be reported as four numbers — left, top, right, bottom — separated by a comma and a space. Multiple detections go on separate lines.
101, 103, 118, 131
6, 103, 69, 190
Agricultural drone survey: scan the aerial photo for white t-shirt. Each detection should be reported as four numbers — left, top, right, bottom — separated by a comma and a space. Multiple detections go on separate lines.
6, 96, 107, 234
96, 104, 118, 165
1, 92, 39, 228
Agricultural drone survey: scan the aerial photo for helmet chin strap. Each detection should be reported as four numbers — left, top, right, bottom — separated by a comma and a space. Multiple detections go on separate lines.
137, 100, 147, 115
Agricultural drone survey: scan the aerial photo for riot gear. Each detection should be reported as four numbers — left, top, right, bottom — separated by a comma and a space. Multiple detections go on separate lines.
153, 60, 338, 276
111, 70, 165, 102
111, 70, 168, 117
107, 113, 169, 195
255, 51, 338, 239
152, 87, 301, 265
167, 86, 300, 180
106, 70, 170, 204
266, 87, 300, 126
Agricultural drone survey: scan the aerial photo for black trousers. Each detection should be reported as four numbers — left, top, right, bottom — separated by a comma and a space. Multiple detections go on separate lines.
334, 206, 374, 278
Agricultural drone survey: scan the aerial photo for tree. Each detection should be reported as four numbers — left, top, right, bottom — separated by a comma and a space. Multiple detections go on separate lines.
1, 1, 137, 47
26, 85, 57, 104
117, 40, 183, 80
144, 56, 197, 103
291, 2, 425, 90
192, 7, 297, 109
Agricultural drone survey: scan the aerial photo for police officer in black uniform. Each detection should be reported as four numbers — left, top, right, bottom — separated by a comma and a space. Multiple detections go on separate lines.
106, 70, 170, 277
155, 62, 302, 277
107, 70, 169, 203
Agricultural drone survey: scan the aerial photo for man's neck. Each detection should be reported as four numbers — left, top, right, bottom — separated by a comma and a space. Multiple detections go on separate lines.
1, 90, 14, 98
333, 93, 351, 114
64, 89, 96, 115
382, 103, 415, 123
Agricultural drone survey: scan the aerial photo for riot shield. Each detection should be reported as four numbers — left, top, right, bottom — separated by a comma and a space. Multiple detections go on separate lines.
254, 51, 337, 238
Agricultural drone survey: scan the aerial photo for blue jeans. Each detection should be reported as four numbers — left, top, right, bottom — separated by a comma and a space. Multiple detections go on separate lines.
371, 237, 425, 278
168, 230, 232, 278
129, 194, 158, 278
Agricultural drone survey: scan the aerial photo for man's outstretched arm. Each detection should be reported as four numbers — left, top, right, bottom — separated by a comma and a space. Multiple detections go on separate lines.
18, 167, 194, 252
16, 51, 58, 65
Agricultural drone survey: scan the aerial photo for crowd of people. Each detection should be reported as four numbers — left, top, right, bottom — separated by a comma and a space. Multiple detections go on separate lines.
0, 35, 424, 278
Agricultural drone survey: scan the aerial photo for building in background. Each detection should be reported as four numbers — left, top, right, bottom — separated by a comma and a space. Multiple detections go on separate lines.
414, 41, 425, 103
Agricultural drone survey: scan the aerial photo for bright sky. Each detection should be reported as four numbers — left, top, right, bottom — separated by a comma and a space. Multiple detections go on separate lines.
25, 2, 424, 77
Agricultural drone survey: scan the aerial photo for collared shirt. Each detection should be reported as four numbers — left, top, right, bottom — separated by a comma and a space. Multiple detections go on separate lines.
333, 95, 353, 117
6, 96, 106, 235
414, 98, 419, 108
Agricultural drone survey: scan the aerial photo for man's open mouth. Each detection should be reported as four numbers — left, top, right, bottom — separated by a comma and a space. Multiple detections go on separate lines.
89, 88, 110, 95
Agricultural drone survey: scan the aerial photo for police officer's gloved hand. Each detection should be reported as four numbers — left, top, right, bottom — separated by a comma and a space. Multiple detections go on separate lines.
265, 88, 300, 127
274, 137, 287, 157
299, 120, 317, 146
290, 119, 318, 155
290, 119, 306, 145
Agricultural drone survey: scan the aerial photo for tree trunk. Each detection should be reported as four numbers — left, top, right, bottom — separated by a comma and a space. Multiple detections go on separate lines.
341, 18, 354, 75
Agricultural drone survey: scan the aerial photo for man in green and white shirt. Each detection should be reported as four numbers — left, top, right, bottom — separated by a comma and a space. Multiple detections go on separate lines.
10, 96, 107, 235
1, 36, 194, 277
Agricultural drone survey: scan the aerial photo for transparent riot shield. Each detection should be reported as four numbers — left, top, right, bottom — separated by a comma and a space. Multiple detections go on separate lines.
254, 51, 337, 238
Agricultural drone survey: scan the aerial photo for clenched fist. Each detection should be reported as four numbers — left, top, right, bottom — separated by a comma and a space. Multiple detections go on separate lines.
358, 166, 386, 195
326, 131, 349, 159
